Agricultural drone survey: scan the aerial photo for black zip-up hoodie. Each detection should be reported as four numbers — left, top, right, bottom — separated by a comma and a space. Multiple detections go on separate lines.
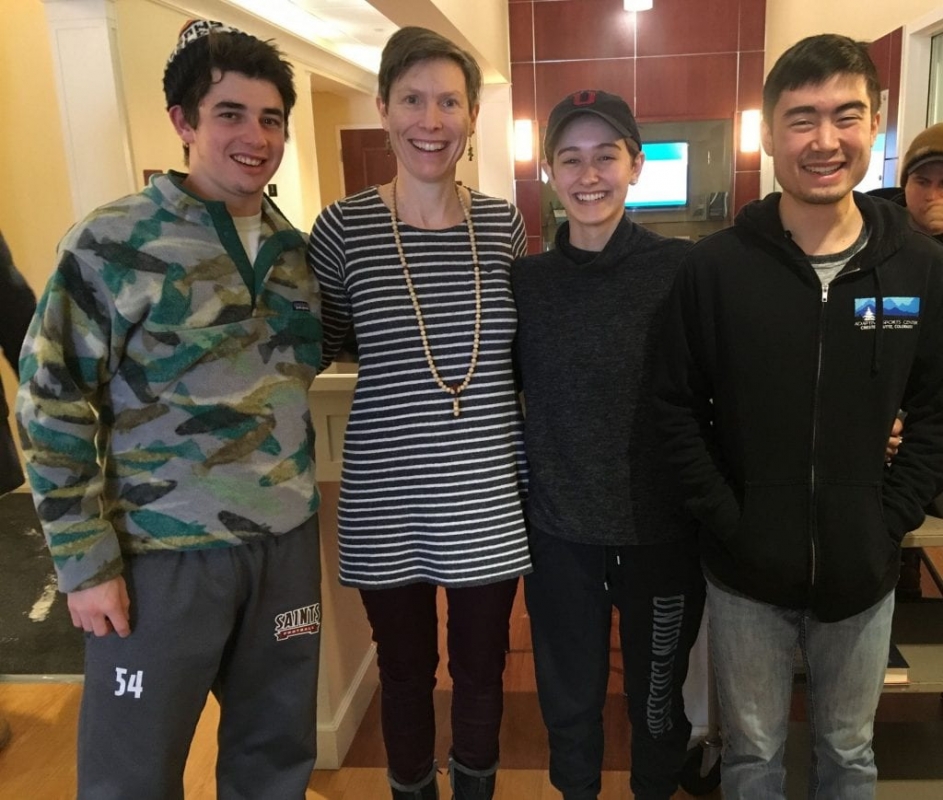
654, 192, 943, 621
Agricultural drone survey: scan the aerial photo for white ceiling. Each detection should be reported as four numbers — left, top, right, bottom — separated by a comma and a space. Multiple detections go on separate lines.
178, 0, 505, 97
225, 0, 397, 76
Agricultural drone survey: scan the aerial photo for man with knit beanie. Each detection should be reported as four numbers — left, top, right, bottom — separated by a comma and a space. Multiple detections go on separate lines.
867, 123, 943, 243
901, 122, 943, 241
16, 20, 322, 798
868, 123, 943, 599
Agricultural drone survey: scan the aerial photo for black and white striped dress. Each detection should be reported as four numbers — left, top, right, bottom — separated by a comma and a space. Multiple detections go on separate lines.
307, 187, 532, 588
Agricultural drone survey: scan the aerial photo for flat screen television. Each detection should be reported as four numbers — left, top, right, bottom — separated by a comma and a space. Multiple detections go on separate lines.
625, 141, 689, 210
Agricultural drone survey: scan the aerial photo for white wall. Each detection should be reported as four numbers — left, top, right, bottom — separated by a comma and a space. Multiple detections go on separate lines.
765, 0, 943, 67
116, 0, 192, 184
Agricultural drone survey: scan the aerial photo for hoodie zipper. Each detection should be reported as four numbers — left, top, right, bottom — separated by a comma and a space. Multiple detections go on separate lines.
809, 282, 829, 592
809, 265, 861, 597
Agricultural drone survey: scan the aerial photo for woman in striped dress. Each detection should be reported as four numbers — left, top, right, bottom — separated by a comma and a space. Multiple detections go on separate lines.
306, 26, 531, 800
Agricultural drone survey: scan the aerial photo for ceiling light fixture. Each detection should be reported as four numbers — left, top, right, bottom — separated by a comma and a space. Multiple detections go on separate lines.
624, 0, 653, 10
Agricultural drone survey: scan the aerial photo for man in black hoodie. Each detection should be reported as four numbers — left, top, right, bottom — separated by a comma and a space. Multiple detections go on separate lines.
655, 34, 943, 799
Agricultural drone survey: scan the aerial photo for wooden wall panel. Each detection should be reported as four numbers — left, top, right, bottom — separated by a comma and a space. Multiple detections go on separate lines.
635, 54, 738, 120
870, 35, 891, 88
514, 179, 543, 240
738, 51, 764, 111
509, 2, 534, 64
869, 27, 904, 178
511, 62, 537, 120
738, 0, 766, 51
734, 170, 761, 214
534, 60, 635, 121
635, 0, 740, 57
533, 0, 635, 62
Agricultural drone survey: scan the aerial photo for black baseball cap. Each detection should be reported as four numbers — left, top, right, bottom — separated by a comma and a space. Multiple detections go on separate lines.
544, 89, 642, 161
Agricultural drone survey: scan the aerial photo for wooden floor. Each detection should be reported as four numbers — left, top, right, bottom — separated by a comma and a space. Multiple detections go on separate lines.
1, 550, 942, 800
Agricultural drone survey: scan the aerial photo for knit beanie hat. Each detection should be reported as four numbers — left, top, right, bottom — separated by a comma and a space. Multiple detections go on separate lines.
901, 123, 943, 187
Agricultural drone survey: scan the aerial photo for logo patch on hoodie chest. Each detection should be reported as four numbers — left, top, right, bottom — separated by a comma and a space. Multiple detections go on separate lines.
854, 296, 920, 330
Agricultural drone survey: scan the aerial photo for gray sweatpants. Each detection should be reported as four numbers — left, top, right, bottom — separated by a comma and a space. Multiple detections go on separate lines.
77, 516, 321, 800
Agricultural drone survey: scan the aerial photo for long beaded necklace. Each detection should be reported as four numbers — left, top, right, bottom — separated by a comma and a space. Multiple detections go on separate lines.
389, 176, 481, 418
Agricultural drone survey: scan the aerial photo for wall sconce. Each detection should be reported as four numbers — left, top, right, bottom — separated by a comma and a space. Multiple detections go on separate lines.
740, 109, 761, 153
514, 119, 534, 162
624, 0, 653, 10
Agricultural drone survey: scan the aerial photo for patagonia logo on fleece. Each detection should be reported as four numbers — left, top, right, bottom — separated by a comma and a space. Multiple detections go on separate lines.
274, 603, 321, 641
854, 297, 920, 331
292, 300, 311, 312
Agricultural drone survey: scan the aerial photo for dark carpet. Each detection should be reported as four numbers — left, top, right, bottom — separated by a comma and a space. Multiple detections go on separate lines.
0, 493, 84, 675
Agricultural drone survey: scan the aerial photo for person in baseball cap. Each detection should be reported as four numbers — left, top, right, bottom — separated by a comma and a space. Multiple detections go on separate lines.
901, 123, 943, 239
514, 89, 705, 800
543, 88, 642, 161
539, 89, 646, 252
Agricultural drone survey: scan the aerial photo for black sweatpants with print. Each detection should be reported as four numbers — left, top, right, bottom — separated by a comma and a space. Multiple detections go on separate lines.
524, 526, 705, 800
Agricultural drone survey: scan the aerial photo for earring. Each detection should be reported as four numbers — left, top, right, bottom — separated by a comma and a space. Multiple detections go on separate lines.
467, 142, 474, 162
385, 135, 392, 155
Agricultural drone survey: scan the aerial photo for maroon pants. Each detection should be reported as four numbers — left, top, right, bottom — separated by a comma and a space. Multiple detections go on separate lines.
359, 578, 519, 785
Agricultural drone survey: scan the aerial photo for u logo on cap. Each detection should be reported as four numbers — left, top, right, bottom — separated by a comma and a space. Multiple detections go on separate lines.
573, 90, 597, 106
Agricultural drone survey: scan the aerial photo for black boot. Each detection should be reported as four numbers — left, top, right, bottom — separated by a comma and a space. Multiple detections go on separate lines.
389, 763, 439, 800
449, 752, 497, 800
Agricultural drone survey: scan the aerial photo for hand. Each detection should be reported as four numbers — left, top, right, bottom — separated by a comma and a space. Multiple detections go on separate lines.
68, 576, 131, 638
917, 200, 943, 237
885, 416, 904, 463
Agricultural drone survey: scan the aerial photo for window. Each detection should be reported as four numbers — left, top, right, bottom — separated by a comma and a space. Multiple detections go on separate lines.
929, 32, 943, 125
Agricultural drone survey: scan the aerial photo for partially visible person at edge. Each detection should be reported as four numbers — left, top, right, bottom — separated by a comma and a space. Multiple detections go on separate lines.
869, 122, 943, 242
306, 26, 531, 800
16, 21, 323, 799
510, 90, 704, 800
897, 125, 943, 594
867, 124, 943, 597
0, 229, 37, 752
654, 33, 943, 799
902, 123, 943, 240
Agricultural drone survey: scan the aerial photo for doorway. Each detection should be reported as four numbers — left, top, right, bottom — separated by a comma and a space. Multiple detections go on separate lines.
340, 128, 397, 195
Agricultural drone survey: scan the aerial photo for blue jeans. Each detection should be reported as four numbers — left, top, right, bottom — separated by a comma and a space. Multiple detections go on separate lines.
707, 582, 894, 800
